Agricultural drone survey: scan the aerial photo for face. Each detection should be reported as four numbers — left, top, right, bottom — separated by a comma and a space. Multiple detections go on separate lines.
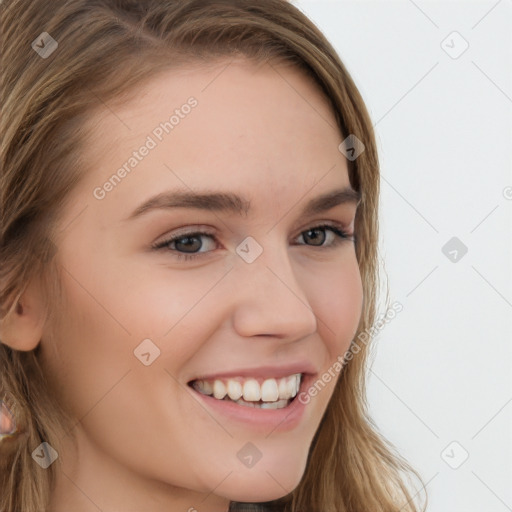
41, 58, 363, 512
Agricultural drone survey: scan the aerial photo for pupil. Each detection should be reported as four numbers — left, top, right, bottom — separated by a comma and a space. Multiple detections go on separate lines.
305, 228, 324, 246
177, 236, 200, 252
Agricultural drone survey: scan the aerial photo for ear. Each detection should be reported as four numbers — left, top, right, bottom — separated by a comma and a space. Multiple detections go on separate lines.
0, 279, 46, 351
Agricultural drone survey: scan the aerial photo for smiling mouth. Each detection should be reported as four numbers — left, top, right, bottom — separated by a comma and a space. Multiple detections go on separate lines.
188, 373, 302, 410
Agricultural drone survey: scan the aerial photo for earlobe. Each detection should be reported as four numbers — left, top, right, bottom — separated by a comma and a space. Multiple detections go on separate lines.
0, 282, 45, 352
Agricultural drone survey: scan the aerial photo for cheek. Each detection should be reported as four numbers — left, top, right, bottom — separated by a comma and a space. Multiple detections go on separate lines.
292, 254, 362, 413
307, 253, 363, 357
39, 275, 132, 420
116, 264, 234, 364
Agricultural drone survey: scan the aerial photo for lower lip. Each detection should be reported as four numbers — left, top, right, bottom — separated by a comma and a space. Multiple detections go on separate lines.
188, 374, 315, 433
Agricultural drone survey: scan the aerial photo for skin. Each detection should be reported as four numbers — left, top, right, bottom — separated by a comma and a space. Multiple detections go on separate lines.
5, 58, 363, 511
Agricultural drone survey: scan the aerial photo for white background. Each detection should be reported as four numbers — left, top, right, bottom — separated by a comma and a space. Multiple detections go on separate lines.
293, 1, 512, 511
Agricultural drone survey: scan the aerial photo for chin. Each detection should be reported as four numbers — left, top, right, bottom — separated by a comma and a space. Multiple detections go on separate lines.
222, 457, 307, 503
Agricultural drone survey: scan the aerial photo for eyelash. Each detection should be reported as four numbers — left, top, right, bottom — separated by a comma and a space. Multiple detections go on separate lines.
152, 223, 355, 262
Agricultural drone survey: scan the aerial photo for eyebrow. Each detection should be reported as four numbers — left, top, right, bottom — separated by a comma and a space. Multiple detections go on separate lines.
126, 186, 361, 220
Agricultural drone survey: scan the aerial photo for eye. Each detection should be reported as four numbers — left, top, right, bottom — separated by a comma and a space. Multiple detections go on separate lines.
152, 223, 355, 262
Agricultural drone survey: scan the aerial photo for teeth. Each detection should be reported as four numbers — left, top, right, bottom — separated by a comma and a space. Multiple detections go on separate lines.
191, 373, 302, 403
202, 380, 213, 395
277, 375, 299, 399
226, 380, 243, 401
234, 398, 255, 408
242, 379, 261, 401
234, 398, 290, 409
213, 380, 227, 400
260, 399, 289, 409
261, 379, 279, 401
278, 377, 290, 399
194, 379, 213, 395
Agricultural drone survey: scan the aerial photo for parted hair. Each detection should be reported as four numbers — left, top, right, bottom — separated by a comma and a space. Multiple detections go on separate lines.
0, 1, 426, 511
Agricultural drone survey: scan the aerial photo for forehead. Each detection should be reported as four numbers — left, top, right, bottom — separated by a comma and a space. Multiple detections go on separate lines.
69, 58, 352, 222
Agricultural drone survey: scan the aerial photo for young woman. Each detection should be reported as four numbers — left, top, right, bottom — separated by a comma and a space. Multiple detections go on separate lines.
0, 1, 426, 511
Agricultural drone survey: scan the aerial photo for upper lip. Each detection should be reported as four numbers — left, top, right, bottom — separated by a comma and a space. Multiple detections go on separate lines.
188, 361, 319, 382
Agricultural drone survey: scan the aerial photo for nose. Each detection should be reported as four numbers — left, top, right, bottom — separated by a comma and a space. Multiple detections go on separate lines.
229, 239, 318, 340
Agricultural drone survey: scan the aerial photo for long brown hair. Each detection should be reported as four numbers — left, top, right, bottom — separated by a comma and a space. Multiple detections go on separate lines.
0, 1, 427, 511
